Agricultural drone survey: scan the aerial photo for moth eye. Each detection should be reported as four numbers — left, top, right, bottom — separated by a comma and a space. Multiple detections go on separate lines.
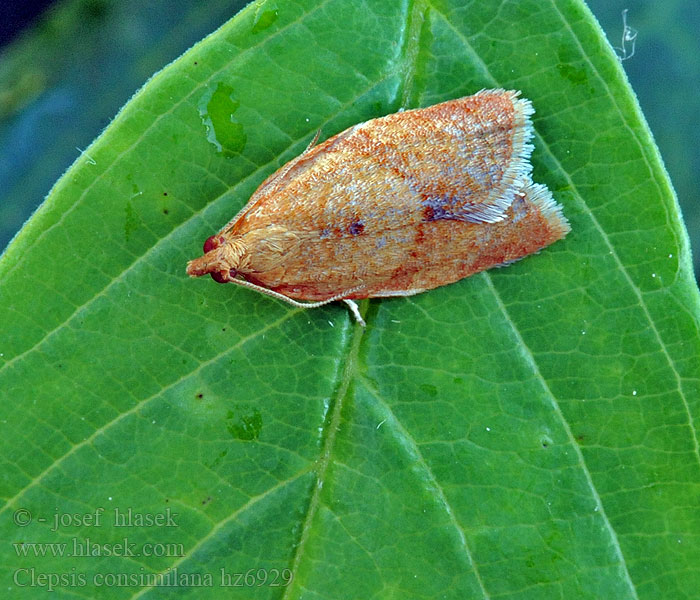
210, 271, 226, 283
203, 235, 219, 253
229, 269, 238, 278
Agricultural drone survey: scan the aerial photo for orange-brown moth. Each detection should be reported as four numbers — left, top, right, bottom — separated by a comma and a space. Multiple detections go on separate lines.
187, 89, 570, 326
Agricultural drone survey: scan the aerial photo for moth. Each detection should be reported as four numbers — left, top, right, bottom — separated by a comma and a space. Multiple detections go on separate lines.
186, 89, 570, 326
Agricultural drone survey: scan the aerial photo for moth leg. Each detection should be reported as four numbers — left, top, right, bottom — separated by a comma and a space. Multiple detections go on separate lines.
342, 299, 366, 328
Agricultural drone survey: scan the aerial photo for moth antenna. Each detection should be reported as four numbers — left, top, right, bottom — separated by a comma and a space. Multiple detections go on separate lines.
305, 129, 322, 151
225, 277, 367, 326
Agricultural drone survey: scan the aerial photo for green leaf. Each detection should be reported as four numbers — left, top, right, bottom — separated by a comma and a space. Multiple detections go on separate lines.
2, 0, 699, 598
585, 0, 700, 277
0, 0, 251, 252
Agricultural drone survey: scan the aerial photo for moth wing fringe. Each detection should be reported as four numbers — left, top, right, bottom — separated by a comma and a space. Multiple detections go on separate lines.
466, 89, 538, 224
522, 181, 571, 240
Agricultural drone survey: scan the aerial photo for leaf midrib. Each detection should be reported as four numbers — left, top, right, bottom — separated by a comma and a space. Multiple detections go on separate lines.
280, 302, 367, 599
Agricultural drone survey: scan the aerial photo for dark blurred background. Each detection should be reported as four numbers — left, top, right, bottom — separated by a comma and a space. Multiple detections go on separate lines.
1, 0, 698, 280
0, 1, 55, 46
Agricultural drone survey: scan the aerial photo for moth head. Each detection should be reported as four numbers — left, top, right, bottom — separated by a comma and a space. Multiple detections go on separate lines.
186, 226, 299, 284
186, 234, 248, 283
